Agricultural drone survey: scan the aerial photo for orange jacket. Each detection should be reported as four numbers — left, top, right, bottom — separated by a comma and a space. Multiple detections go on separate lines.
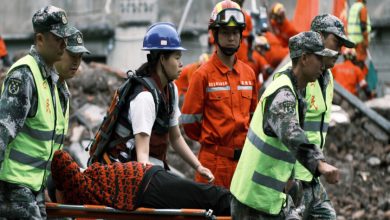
180, 52, 258, 148
247, 50, 271, 88
263, 31, 289, 68
270, 18, 299, 47
332, 60, 365, 95
0, 37, 8, 57
175, 62, 200, 97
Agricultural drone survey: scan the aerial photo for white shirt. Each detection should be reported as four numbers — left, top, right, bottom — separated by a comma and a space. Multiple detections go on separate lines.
128, 83, 181, 136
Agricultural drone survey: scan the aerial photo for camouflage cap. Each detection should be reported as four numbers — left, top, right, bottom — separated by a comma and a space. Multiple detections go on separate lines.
311, 14, 355, 48
289, 31, 339, 59
32, 5, 72, 38
66, 27, 90, 54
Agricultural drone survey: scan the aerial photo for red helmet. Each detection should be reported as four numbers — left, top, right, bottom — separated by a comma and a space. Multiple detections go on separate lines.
209, 0, 246, 30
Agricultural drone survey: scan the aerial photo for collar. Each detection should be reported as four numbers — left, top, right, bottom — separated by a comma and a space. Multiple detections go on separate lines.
210, 51, 240, 75
29, 45, 56, 80
286, 68, 305, 98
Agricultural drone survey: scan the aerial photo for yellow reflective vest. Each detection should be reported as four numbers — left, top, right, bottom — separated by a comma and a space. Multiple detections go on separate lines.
230, 73, 298, 215
347, 2, 371, 44
0, 55, 69, 191
275, 63, 333, 182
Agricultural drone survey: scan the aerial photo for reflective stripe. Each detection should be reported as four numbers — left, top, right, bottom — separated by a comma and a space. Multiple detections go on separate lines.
9, 149, 50, 170
304, 121, 329, 132
21, 125, 64, 144
20, 125, 54, 141
247, 128, 295, 164
252, 171, 286, 192
180, 114, 203, 124
206, 86, 231, 92
237, 85, 253, 91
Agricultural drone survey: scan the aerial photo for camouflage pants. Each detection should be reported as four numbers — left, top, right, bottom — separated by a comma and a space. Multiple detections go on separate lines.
231, 195, 302, 220
0, 180, 46, 220
293, 178, 336, 220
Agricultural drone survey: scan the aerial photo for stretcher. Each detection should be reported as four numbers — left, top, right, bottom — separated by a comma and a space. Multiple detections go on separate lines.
46, 202, 232, 220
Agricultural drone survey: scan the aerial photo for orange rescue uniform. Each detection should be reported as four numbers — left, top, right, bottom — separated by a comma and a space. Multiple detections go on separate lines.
270, 18, 299, 47
248, 50, 271, 88
332, 60, 365, 95
180, 52, 258, 188
263, 31, 289, 68
175, 62, 200, 97
0, 37, 8, 58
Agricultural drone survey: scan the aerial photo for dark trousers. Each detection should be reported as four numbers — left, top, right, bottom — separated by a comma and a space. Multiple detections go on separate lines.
0, 180, 46, 220
139, 169, 231, 216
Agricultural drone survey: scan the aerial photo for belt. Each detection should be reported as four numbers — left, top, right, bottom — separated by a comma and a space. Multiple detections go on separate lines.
202, 145, 242, 161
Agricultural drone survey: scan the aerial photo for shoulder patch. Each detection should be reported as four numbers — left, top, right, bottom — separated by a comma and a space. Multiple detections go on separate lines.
8, 78, 22, 95
282, 101, 295, 114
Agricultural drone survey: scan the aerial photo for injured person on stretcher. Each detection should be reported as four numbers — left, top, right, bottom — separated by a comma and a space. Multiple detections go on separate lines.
48, 150, 231, 216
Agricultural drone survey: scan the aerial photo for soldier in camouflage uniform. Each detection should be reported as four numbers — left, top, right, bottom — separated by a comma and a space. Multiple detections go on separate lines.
55, 26, 90, 83
285, 14, 355, 220
230, 31, 340, 219
0, 5, 73, 219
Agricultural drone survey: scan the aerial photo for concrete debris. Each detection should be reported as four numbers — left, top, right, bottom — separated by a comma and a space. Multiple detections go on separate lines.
368, 157, 382, 167
329, 104, 350, 127
366, 95, 390, 120
75, 103, 106, 130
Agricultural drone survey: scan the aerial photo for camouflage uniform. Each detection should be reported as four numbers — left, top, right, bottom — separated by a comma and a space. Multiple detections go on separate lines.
288, 15, 355, 220
0, 6, 72, 219
65, 27, 90, 54
230, 32, 338, 220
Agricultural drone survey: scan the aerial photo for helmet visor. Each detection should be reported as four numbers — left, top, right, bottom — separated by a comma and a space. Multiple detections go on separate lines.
217, 9, 245, 26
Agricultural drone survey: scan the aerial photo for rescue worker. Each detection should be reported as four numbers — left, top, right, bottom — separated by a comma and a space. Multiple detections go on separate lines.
262, 29, 289, 69
0, 5, 72, 219
50, 150, 231, 216
269, 2, 299, 48
180, 0, 258, 188
276, 14, 355, 219
0, 36, 11, 67
208, 0, 254, 65
332, 48, 370, 97
175, 53, 209, 99
55, 27, 90, 83
230, 31, 340, 219
347, 0, 371, 73
250, 35, 273, 87
101, 22, 214, 181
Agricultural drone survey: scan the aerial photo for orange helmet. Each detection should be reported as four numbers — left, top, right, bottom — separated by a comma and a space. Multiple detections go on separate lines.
209, 0, 246, 30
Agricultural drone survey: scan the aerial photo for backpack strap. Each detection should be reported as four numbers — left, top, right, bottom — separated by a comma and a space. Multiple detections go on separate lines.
135, 77, 161, 115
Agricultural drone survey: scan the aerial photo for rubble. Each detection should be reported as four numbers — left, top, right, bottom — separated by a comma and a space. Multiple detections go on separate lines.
324, 93, 390, 219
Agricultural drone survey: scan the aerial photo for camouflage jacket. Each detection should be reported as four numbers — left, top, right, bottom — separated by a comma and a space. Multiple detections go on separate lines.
263, 68, 325, 176
0, 46, 69, 163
